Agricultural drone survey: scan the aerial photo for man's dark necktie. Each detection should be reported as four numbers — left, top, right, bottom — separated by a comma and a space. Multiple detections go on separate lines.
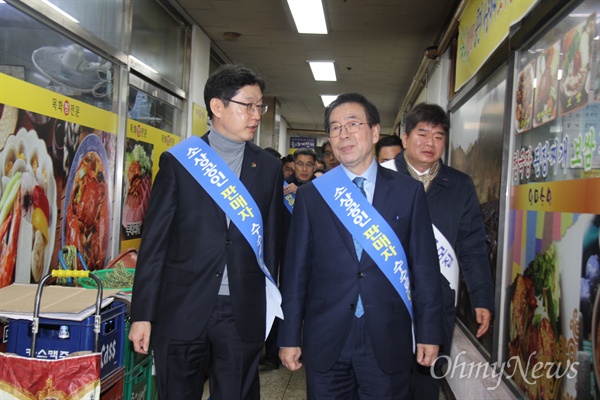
352, 177, 366, 318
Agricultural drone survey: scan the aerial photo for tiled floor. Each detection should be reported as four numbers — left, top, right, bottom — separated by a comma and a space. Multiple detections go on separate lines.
201, 366, 306, 400
201, 365, 450, 400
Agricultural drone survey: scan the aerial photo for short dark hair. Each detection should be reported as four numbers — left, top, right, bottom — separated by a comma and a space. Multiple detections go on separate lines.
282, 154, 294, 164
293, 149, 317, 162
264, 147, 281, 159
204, 64, 266, 119
375, 135, 403, 158
323, 93, 380, 134
404, 103, 449, 136
321, 141, 332, 153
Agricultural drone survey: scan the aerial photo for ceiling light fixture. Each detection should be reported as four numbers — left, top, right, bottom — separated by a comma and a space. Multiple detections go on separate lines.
308, 61, 336, 81
320, 95, 338, 107
287, 0, 328, 34
223, 32, 241, 41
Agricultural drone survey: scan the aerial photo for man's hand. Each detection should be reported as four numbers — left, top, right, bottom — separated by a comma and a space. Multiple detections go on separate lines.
129, 321, 152, 354
474, 307, 492, 338
279, 347, 303, 371
283, 183, 298, 196
416, 343, 439, 367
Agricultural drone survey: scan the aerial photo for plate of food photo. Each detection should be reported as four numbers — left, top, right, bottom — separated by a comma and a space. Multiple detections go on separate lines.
0, 128, 57, 286
515, 62, 535, 134
62, 133, 110, 271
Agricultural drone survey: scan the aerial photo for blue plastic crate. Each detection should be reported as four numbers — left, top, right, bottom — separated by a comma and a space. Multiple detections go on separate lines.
7, 301, 126, 379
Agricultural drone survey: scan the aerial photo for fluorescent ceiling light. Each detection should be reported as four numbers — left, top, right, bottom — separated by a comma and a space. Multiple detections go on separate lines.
308, 61, 336, 81
287, 0, 328, 34
321, 95, 338, 107
40, 0, 79, 23
130, 56, 158, 74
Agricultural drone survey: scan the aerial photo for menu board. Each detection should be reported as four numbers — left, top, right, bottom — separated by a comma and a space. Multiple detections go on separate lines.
506, 4, 600, 399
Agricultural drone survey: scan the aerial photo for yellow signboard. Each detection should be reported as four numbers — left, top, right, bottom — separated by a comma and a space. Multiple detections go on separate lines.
0, 73, 117, 133
456, 0, 537, 91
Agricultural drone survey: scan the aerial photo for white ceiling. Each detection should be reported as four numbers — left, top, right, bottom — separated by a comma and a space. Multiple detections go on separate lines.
176, 0, 459, 134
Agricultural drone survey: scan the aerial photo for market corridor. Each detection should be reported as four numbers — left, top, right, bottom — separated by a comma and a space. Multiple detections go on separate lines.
201, 366, 450, 400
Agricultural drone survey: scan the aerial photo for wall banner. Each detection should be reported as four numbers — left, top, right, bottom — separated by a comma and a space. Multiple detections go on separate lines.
456, 0, 538, 91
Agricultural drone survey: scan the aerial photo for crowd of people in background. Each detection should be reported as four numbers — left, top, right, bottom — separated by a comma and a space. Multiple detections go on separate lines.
129, 63, 494, 400
268, 131, 405, 182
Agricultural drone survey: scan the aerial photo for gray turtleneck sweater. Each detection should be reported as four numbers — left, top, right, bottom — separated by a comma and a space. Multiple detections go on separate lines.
207, 127, 246, 296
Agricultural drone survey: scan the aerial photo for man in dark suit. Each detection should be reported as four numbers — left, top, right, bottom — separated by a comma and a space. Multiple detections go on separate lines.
129, 64, 283, 400
278, 93, 442, 399
263, 148, 318, 371
382, 103, 494, 399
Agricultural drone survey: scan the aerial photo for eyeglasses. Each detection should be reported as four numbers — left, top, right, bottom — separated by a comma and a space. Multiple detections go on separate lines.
328, 121, 368, 138
323, 151, 333, 158
225, 98, 269, 116
295, 162, 315, 169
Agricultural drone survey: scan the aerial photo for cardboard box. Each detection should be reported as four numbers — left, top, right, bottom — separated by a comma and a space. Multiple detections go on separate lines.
0, 284, 120, 321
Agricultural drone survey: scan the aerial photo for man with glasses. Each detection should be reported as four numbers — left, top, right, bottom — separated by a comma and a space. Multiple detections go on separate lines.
278, 93, 442, 399
283, 149, 317, 197
129, 64, 283, 399
265, 150, 317, 371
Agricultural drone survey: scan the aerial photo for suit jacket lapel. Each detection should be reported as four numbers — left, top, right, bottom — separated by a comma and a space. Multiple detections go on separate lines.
329, 206, 359, 262
372, 165, 393, 213
427, 163, 449, 201
240, 144, 259, 192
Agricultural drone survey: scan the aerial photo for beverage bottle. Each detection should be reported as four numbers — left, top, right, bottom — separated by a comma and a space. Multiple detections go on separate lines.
58, 325, 70, 339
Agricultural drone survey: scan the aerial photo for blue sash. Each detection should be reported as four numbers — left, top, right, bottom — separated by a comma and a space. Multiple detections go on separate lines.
283, 182, 295, 213
313, 167, 413, 320
168, 136, 283, 337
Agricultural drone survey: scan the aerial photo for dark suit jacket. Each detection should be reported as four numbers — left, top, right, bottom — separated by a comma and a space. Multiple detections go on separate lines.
130, 137, 283, 343
392, 155, 494, 313
277, 164, 442, 374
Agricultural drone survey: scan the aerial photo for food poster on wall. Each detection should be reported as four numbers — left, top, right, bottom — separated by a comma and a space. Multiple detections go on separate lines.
533, 40, 560, 128
559, 14, 595, 116
120, 119, 179, 251
506, 5, 600, 399
0, 73, 118, 288
515, 61, 535, 134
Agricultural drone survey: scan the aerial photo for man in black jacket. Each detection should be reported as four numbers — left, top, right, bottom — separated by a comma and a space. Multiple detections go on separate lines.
129, 64, 283, 400
383, 103, 494, 400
